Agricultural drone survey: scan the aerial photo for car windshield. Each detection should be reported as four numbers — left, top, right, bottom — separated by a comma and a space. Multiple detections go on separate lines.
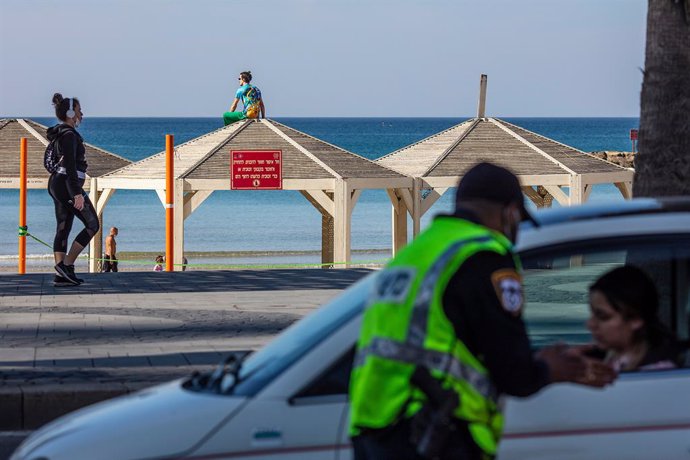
211, 273, 375, 396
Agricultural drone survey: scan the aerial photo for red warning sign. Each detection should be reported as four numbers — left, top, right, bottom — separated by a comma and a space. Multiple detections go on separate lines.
231, 150, 282, 190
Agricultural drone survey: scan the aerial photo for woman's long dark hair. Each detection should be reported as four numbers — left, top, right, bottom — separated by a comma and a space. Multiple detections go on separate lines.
589, 265, 672, 347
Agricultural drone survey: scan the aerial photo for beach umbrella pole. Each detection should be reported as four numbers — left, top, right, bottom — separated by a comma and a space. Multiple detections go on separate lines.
165, 134, 174, 271
18, 138, 27, 274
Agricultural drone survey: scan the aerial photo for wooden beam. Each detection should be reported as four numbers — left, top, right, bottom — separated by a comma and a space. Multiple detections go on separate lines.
350, 189, 362, 211
96, 188, 116, 218
89, 186, 116, 273
581, 171, 636, 185
345, 177, 414, 189
97, 178, 167, 190
300, 190, 335, 267
333, 179, 352, 267
569, 175, 585, 206
389, 189, 408, 256
420, 187, 448, 215
421, 174, 571, 189
263, 120, 343, 179
173, 180, 185, 269
17, 119, 48, 146
490, 119, 577, 175
477, 74, 488, 118
88, 178, 101, 273
182, 178, 336, 191
583, 184, 594, 202
537, 186, 555, 208
542, 185, 570, 206
322, 213, 334, 268
412, 178, 422, 237
521, 186, 543, 207
614, 182, 633, 199
301, 189, 335, 217
183, 190, 213, 220
398, 188, 414, 216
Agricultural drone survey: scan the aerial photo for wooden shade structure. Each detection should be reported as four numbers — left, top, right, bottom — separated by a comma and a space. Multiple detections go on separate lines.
1, 118, 131, 267
94, 119, 412, 271
0, 118, 130, 190
376, 75, 635, 235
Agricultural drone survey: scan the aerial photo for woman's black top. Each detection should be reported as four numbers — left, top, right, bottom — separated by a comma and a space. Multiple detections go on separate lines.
46, 123, 87, 197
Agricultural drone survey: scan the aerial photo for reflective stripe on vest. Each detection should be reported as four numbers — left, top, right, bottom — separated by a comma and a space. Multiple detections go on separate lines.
355, 235, 497, 401
354, 337, 497, 401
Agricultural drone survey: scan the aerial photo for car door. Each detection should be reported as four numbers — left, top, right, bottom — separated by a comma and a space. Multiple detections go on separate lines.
499, 235, 690, 460
190, 298, 364, 460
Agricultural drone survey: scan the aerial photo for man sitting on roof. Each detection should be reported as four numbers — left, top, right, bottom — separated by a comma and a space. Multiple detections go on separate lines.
223, 71, 265, 125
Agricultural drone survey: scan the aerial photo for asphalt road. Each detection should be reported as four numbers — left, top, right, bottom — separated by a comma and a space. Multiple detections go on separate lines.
0, 432, 26, 460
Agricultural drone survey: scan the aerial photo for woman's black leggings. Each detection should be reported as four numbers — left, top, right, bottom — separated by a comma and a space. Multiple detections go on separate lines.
48, 174, 100, 253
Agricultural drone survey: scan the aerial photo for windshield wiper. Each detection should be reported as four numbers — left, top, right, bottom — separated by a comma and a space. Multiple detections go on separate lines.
186, 351, 250, 394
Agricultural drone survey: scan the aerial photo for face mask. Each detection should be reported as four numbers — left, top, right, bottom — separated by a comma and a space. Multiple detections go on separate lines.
73, 117, 81, 128
502, 207, 520, 244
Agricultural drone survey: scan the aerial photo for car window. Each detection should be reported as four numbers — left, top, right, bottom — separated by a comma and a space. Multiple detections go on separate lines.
221, 275, 373, 396
292, 347, 355, 400
520, 237, 690, 364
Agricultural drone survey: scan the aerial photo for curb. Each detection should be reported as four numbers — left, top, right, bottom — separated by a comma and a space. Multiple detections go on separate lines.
0, 382, 154, 430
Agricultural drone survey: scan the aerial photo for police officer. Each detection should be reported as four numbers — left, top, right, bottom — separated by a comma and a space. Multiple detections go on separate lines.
349, 162, 616, 460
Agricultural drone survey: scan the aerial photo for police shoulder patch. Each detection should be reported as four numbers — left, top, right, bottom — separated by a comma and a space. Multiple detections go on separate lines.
490, 268, 524, 316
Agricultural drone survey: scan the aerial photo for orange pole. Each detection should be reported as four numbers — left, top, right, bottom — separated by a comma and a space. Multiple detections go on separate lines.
165, 134, 174, 271
19, 138, 27, 274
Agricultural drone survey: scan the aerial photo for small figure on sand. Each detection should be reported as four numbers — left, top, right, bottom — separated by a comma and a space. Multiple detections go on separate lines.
103, 227, 118, 272
153, 255, 164, 272
223, 70, 265, 125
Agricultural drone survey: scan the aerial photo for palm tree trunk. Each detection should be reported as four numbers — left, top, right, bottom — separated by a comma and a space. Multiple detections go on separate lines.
633, 0, 690, 197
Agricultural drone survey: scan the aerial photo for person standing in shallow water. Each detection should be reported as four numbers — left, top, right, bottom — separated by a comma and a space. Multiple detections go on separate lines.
47, 93, 99, 286
223, 70, 265, 125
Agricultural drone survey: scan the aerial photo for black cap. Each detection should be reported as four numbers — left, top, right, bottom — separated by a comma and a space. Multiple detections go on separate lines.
455, 162, 538, 226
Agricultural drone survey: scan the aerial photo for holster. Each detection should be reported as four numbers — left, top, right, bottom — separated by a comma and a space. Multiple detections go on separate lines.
409, 367, 460, 460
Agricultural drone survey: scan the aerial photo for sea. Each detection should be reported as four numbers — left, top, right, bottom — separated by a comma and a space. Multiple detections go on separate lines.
0, 117, 639, 270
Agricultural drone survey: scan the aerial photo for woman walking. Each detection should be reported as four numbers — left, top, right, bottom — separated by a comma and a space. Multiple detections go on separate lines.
47, 93, 99, 286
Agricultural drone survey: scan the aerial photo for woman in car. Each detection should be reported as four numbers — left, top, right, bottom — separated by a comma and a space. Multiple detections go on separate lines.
586, 265, 681, 372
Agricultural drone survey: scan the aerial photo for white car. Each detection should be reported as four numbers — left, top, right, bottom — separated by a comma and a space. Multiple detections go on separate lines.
12, 198, 690, 460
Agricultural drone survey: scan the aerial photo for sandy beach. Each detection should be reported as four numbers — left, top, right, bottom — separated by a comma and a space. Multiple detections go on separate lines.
1, 249, 391, 273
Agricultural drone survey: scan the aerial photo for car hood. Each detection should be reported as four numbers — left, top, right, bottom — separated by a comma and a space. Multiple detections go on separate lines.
13, 380, 247, 460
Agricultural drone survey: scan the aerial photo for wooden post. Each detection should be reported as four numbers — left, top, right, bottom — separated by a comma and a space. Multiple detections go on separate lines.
333, 179, 352, 268
18, 138, 27, 274
569, 175, 585, 205
165, 134, 174, 271
88, 177, 102, 273
477, 74, 488, 118
389, 189, 408, 257
173, 180, 185, 269
412, 178, 422, 237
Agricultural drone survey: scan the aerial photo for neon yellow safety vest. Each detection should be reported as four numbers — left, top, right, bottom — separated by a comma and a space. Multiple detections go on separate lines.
349, 216, 519, 456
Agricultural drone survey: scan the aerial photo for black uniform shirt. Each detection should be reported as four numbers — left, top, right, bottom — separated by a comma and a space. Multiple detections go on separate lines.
441, 210, 550, 397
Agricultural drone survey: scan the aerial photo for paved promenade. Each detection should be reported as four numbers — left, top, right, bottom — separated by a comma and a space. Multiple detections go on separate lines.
0, 268, 372, 431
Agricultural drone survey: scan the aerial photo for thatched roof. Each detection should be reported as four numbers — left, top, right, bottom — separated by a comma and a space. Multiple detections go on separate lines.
0, 118, 131, 188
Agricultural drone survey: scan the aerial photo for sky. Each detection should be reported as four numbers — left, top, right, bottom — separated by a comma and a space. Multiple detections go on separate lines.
0, 0, 647, 118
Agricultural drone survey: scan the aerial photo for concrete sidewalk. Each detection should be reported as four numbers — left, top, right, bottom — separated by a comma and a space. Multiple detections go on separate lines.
0, 269, 372, 430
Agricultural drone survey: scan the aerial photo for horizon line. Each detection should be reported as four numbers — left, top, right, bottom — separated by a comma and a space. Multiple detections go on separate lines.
2, 115, 641, 120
